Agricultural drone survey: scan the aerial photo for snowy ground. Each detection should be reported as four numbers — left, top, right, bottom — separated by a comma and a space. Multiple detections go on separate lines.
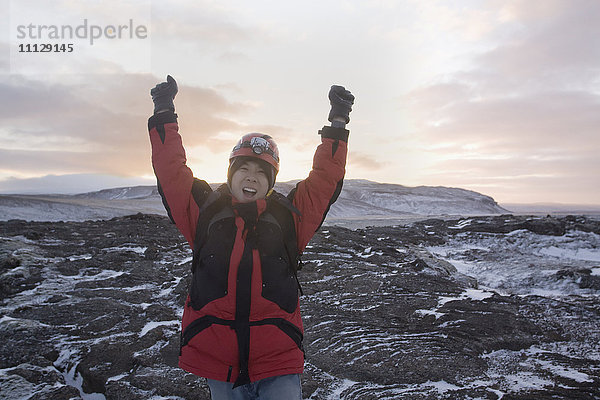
1, 214, 599, 399
427, 226, 600, 297
422, 218, 600, 399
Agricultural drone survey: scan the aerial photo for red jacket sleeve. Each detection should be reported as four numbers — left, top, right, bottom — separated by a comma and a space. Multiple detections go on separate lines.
148, 111, 207, 248
292, 126, 348, 252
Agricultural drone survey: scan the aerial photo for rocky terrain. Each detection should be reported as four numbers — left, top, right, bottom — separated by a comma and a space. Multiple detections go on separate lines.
1, 213, 599, 399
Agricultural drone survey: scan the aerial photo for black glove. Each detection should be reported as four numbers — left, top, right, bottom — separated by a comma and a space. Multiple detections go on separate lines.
328, 85, 354, 124
151, 75, 178, 114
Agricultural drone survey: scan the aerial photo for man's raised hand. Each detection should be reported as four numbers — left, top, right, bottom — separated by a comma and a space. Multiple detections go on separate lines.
328, 85, 354, 125
151, 75, 178, 114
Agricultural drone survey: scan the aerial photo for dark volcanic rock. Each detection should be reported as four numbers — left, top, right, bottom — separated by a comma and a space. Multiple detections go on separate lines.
0, 214, 205, 399
297, 221, 595, 398
0, 213, 599, 399
463, 214, 567, 235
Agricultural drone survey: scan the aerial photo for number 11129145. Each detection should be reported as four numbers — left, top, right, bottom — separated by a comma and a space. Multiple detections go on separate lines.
18, 43, 74, 52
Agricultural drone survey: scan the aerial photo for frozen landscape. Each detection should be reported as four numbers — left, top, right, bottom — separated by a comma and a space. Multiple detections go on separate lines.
1, 181, 599, 399
0, 180, 512, 224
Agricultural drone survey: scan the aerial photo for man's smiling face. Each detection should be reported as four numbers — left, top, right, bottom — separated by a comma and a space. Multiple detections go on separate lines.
230, 160, 270, 203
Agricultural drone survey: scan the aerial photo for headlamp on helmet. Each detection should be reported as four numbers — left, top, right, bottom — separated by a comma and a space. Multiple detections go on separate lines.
229, 133, 280, 172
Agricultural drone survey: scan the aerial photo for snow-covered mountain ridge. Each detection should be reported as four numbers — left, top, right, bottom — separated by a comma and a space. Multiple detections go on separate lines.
0, 180, 509, 222
73, 185, 160, 200
327, 179, 508, 217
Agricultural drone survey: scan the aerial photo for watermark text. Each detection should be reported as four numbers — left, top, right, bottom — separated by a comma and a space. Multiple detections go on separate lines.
16, 19, 148, 46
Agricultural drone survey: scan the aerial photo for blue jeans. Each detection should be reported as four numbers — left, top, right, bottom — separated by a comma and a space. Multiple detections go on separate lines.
206, 374, 302, 400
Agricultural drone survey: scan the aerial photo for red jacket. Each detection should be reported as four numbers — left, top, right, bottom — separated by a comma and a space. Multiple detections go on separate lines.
148, 110, 348, 386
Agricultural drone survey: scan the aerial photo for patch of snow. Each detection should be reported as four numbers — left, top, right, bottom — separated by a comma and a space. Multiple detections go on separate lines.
414, 309, 445, 319
539, 245, 600, 262
317, 251, 353, 259
139, 320, 180, 338
63, 364, 106, 400
0, 315, 51, 329
328, 378, 357, 399
497, 372, 553, 392
107, 373, 128, 382
483, 345, 596, 396
439, 288, 493, 306
1, 267, 126, 313
308, 275, 338, 284
133, 340, 170, 358
68, 254, 93, 261
427, 229, 600, 297
506, 229, 529, 236
51, 347, 106, 399
177, 256, 192, 265
448, 219, 473, 229
424, 380, 463, 393
102, 245, 148, 255
536, 359, 592, 383
463, 288, 494, 301
416, 288, 494, 320
158, 277, 183, 298
118, 284, 155, 292
438, 319, 466, 328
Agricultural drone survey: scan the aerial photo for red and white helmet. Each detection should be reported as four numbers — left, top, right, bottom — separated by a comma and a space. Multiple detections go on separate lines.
229, 133, 280, 172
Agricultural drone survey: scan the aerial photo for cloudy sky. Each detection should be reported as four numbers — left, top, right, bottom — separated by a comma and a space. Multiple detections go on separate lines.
1, 0, 599, 204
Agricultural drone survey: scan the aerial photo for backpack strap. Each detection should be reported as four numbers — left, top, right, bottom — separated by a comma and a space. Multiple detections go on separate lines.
267, 191, 301, 269
267, 191, 304, 294
191, 184, 232, 271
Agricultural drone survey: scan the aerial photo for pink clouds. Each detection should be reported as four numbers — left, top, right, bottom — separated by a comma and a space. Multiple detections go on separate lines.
402, 1, 600, 203
0, 74, 290, 178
